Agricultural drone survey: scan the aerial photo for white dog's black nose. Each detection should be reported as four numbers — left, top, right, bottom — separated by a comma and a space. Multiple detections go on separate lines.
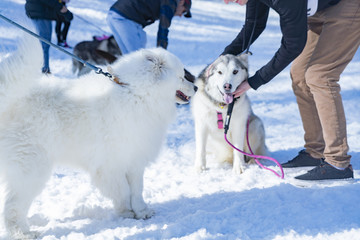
223, 83, 232, 91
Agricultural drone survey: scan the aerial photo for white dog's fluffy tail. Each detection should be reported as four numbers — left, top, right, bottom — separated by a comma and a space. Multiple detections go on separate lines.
0, 33, 42, 111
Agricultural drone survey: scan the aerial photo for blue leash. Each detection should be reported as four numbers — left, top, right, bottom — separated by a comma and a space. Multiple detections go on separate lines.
0, 13, 114, 80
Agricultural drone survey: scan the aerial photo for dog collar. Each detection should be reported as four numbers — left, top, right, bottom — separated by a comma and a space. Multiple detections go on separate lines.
217, 96, 240, 109
111, 75, 128, 86
219, 102, 226, 108
204, 89, 225, 107
216, 95, 241, 129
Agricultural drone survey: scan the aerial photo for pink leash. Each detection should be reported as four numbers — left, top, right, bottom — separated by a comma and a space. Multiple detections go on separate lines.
218, 111, 284, 179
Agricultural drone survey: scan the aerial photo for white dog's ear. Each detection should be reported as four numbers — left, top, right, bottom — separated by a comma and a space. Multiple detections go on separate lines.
144, 51, 166, 75
237, 53, 250, 70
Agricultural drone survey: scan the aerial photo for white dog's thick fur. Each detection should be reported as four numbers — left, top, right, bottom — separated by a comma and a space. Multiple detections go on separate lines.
0, 36, 195, 239
191, 54, 267, 174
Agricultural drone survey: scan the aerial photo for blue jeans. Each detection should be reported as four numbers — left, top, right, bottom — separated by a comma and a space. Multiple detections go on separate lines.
107, 10, 146, 54
31, 19, 52, 73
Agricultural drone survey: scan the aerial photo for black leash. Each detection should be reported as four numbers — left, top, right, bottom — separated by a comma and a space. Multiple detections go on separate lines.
0, 13, 115, 80
224, 98, 236, 135
225, 1, 259, 132
242, 0, 259, 55
222, 2, 285, 179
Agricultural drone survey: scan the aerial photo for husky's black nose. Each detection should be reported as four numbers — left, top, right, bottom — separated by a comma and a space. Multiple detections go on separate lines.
223, 83, 232, 91
194, 86, 198, 92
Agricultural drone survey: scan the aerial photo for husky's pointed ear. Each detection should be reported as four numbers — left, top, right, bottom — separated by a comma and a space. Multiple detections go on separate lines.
237, 52, 250, 69
205, 55, 224, 78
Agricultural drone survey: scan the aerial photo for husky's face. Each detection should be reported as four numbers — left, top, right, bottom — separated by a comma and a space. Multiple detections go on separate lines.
205, 54, 249, 104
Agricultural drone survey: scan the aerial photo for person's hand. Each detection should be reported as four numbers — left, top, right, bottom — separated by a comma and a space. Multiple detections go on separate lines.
174, 0, 186, 17
224, 0, 248, 5
233, 79, 251, 98
60, 6, 68, 13
59, 9, 73, 22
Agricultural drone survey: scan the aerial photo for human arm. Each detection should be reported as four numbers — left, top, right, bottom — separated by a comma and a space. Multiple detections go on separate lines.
249, 0, 308, 90
25, 0, 69, 20
222, 1, 269, 56
157, 0, 178, 49
224, 0, 308, 91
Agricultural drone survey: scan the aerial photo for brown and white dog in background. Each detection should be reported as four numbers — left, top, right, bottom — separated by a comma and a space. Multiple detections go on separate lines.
72, 35, 122, 76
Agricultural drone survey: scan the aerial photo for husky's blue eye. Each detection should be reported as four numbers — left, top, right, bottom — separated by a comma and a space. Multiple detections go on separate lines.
233, 70, 238, 74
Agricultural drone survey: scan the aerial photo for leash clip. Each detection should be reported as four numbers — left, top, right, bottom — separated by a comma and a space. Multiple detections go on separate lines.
223, 99, 236, 134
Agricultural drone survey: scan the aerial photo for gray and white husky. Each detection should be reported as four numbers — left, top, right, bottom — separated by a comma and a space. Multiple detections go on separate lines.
191, 54, 267, 174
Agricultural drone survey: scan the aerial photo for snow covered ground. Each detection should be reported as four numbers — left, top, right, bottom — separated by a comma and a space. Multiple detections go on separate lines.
0, 0, 359, 239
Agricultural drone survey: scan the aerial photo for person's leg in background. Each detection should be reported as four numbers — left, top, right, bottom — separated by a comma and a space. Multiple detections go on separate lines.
61, 21, 71, 46
55, 20, 62, 45
32, 19, 52, 73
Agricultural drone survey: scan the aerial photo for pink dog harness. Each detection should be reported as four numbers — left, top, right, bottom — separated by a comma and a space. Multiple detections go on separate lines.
217, 112, 224, 129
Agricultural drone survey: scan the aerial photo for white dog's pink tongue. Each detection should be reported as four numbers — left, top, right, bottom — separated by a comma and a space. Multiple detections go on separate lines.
224, 93, 233, 104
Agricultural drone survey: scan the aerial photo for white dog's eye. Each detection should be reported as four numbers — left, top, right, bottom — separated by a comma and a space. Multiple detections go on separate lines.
233, 70, 238, 74
218, 71, 222, 75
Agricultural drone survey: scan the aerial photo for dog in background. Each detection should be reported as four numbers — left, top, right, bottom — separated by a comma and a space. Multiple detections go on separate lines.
191, 54, 267, 174
0, 35, 195, 239
72, 35, 122, 76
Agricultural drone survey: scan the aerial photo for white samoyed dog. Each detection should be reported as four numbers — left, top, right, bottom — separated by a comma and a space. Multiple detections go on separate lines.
191, 54, 267, 174
0, 35, 195, 239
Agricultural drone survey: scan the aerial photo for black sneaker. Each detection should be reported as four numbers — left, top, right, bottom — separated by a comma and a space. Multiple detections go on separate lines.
295, 162, 354, 180
282, 149, 322, 168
